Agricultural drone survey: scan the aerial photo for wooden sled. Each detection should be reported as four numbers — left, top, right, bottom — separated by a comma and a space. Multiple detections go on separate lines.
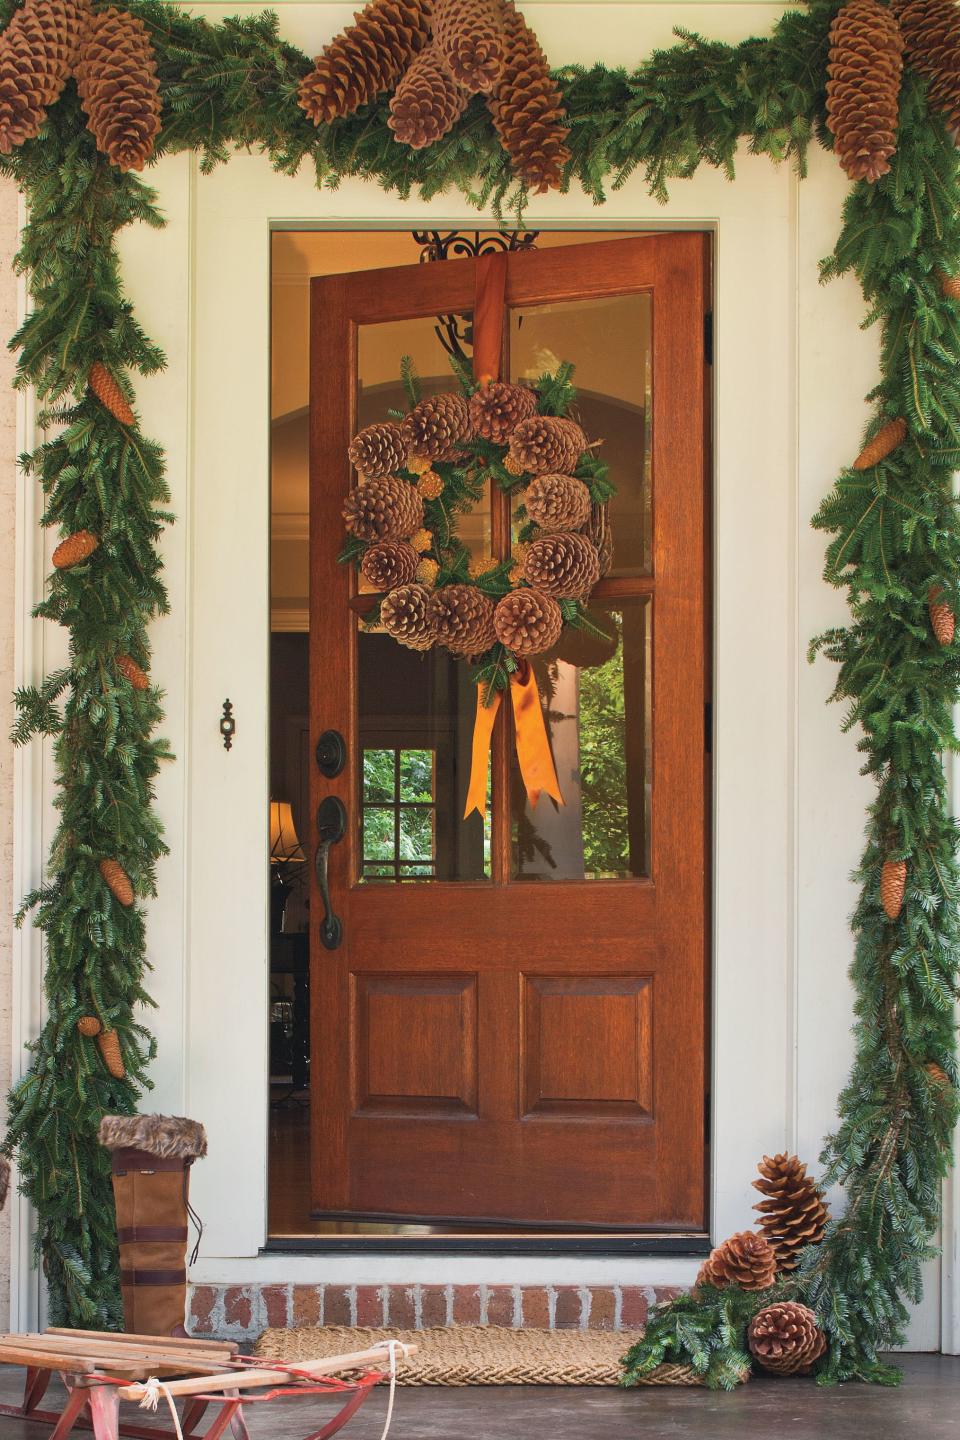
0, 1328, 416, 1440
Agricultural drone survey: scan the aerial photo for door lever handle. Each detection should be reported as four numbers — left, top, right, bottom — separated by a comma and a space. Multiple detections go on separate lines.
315, 796, 347, 950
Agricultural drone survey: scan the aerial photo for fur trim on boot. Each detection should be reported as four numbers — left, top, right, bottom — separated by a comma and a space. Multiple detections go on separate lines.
99, 1114, 207, 1161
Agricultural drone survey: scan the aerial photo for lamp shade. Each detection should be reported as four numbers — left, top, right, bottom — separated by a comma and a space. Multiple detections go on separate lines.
269, 800, 304, 863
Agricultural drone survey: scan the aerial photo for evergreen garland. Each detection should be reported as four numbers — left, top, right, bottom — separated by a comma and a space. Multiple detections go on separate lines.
0, 0, 954, 1379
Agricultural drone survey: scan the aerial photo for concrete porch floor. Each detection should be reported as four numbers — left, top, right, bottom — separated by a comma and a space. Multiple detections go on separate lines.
0, 1355, 956, 1440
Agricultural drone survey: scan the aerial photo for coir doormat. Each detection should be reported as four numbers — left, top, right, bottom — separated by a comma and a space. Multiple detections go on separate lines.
255, 1324, 701, 1386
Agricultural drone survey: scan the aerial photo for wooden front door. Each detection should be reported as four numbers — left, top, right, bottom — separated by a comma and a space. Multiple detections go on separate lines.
309, 234, 710, 1229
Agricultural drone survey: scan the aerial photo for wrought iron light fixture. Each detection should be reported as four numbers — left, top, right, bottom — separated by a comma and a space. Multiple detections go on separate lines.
412, 230, 539, 364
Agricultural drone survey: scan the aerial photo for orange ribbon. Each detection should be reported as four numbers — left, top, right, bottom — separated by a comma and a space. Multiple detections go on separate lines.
463, 664, 564, 820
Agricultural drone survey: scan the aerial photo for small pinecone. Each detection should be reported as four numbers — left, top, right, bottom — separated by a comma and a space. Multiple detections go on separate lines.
929, 586, 955, 646
77, 1015, 102, 1037
524, 472, 592, 531
380, 583, 436, 650
880, 857, 907, 919
388, 43, 468, 149
428, 584, 498, 656
52, 529, 98, 569
926, 1061, 951, 1086
494, 587, 563, 655
584, 501, 614, 577
469, 381, 537, 443
88, 362, 134, 426
99, 858, 134, 907
696, 1231, 777, 1292
417, 469, 444, 498
360, 538, 419, 590
432, 0, 504, 93
401, 392, 472, 461
298, 0, 431, 124
0, 0, 85, 153
116, 653, 150, 691
507, 415, 586, 475
752, 1153, 829, 1271
748, 1303, 827, 1376
487, 0, 570, 193
348, 420, 408, 478
97, 1028, 126, 1079
343, 476, 424, 540
853, 416, 907, 470
75, 8, 162, 173
825, 0, 904, 183
523, 531, 600, 598
937, 268, 960, 301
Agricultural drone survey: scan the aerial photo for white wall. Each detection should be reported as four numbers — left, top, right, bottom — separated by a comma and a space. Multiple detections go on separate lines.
5, 0, 952, 1345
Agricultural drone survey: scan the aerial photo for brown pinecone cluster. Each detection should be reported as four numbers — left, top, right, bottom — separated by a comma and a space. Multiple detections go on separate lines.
380, 583, 436, 650
401, 391, 472, 461
494, 587, 562, 655
522, 531, 600, 597
469, 381, 537, 443
349, 420, 408, 478
429, 583, 497, 656
508, 416, 586, 476
897, 0, 960, 134
0, 0, 84, 154
696, 1231, 777, 1292
360, 538, 419, 589
343, 476, 424, 541
826, 0, 904, 183
298, 0, 569, 190
748, 1302, 826, 1376
524, 473, 592, 531
752, 1153, 829, 1271
75, 7, 162, 173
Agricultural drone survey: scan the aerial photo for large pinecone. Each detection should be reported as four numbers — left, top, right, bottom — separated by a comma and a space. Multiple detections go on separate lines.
380, 583, 436, 650
494, 587, 563, 655
469, 381, 537, 442
524, 472, 592, 531
487, 0, 570, 192
433, 0, 504, 93
360, 539, 419, 590
748, 1303, 826, 1376
896, 0, 960, 88
752, 1154, 829, 1271
825, 0, 904, 183
401, 391, 472, 461
388, 44, 468, 149
75, 7, 162, 172
523, 532, 600, 598
298, 0, 431, 125
696, 1231, 777, 1292
428, 584, 497, 656
349, 420, 408, 478
0, 0, 86, 154
507, 415, 586, 475
343, 476, 424, 540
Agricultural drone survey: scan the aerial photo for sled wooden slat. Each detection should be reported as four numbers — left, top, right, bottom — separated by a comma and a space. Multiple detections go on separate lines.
45, 1330, 239, 1357
117, 1342, 418, 1400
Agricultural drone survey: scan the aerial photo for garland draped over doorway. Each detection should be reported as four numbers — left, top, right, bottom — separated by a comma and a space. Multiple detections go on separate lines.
0, 0, 958, 1386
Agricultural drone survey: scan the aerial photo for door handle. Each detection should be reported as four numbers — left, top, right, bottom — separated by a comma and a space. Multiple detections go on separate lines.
315, 796, 347, 950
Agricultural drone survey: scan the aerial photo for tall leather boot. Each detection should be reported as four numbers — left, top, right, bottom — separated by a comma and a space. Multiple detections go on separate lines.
99, 1115, 207, 1336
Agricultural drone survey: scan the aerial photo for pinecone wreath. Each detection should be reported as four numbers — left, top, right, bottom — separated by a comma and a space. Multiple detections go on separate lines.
380, 583, 436, 650
507, 416, 587, 475
432, 0, 504, 93
388, 43, 468, 148
0, 0, 85, 154
298, 0, 431, 125
825, 0, 904, 183
428, 584, 498, 656
487, 0, 570, 192
896, 0, 960, 134
88, 362, 134, 426
469, 381, 537, 442
696, 1231, 777, 1291
349, 420, 409, 478
524, 472, 592, 531
401, 392, 473, 461
494, 587, 563, 655
522, 531, 601, 597
343, 476, 424, 540
881, 856, 907, 918
52, 529, 98, 569
75, 7, 162, 172
100, 858, 134, 907
748, 1303, 827, 1376
360, 538, 419, 589
752, 1153, 829, 1270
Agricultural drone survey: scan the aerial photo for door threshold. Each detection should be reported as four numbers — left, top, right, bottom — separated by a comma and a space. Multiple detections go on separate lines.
262, 1234, 711, 1257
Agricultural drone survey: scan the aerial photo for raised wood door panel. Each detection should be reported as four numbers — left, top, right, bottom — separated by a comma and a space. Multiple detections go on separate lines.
309, 234, 709, 1229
